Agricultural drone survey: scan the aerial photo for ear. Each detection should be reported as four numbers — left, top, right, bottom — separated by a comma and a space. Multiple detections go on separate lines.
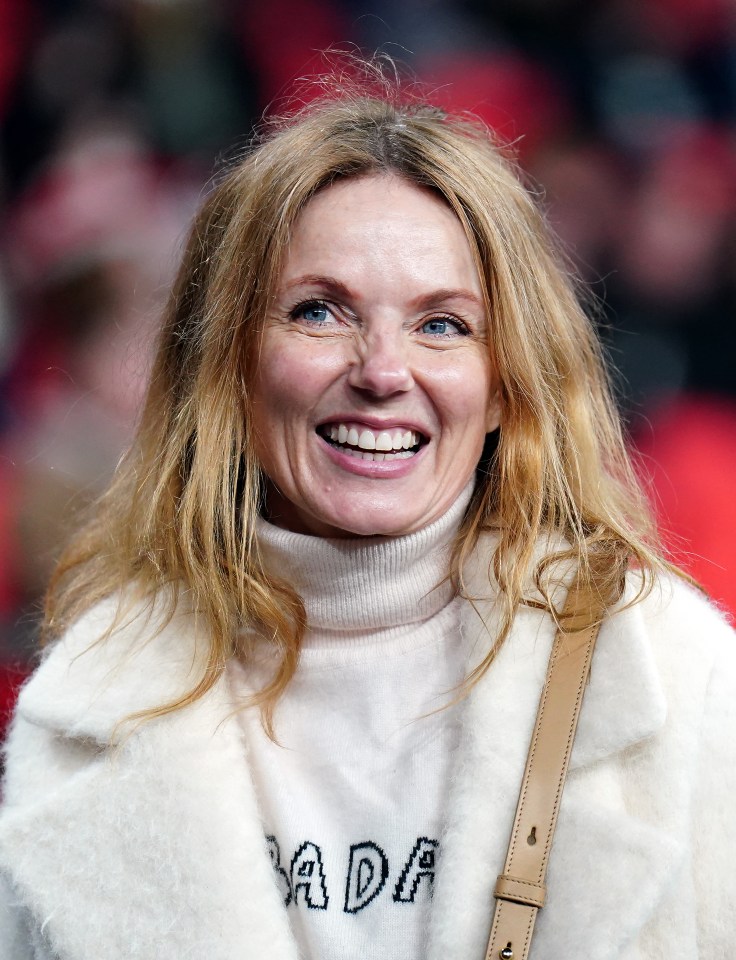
485, 387, 502, 434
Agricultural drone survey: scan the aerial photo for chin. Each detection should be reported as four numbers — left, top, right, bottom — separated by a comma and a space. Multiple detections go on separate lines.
267, 484, 443, 539
315, 507, 428, 539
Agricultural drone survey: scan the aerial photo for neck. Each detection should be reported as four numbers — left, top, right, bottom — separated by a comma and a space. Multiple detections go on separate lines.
255, 483, 474, 634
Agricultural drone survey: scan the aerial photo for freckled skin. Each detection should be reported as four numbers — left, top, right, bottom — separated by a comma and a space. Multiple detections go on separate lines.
251, 174, 501, 538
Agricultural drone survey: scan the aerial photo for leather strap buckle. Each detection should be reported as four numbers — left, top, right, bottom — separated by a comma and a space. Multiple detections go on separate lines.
494, 874, 546, 909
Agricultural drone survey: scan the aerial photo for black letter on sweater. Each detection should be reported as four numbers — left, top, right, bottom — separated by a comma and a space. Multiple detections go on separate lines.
266, 835, 293, 907
291, 841, 329, 909
344, 841, 389, 913
393, 837, 438, 903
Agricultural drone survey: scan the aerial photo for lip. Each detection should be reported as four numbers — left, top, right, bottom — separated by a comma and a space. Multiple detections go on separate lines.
317, 431, 429, 478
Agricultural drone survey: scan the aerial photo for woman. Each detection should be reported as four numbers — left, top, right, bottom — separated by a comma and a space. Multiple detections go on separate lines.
0, 83, 734, 960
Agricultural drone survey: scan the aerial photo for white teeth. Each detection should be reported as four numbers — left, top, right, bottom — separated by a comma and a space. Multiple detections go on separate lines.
323, 422, 422, 455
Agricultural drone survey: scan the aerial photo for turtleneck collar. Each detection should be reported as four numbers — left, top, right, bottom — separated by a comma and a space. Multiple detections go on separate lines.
255, 484, 473, 634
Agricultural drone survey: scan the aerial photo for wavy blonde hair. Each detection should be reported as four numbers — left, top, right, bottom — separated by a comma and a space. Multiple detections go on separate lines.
44, 71, 668, 733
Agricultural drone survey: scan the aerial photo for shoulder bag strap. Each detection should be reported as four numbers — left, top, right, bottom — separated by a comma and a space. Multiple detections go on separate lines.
484, 573, 605, 960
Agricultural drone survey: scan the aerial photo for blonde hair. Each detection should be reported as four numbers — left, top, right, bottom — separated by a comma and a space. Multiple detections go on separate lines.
44, 71, 668, 733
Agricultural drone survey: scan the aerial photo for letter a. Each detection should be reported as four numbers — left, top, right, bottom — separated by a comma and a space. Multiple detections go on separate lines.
290, 841, 329, 909
344, 842, 389, 914
393, 837, 439, 903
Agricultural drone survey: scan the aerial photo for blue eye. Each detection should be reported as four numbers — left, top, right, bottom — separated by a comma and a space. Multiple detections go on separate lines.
291, 300, 332, 325
421, 317, 467, 337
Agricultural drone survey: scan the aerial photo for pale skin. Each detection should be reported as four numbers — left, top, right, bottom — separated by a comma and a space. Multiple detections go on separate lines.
251, 173, 501, 538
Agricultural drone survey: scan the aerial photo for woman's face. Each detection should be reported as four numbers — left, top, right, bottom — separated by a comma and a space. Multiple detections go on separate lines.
251, 173, 500, 538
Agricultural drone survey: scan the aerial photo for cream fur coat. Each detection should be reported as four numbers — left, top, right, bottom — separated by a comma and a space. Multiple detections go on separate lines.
0, 539, 734, 960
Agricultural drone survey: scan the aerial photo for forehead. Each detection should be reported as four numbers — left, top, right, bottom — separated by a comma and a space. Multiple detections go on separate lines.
278, 174, 483, 300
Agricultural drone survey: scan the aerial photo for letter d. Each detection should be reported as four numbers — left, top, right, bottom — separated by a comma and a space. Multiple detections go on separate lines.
344, 842, 389, 914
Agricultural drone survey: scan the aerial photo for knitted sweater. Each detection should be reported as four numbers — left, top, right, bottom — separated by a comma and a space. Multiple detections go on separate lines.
232, 488, 473, 960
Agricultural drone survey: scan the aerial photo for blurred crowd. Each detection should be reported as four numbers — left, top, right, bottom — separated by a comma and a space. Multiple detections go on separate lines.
0, 0, 734, 716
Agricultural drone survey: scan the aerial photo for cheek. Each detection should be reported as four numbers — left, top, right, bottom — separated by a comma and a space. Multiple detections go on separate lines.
431, 354, 494, 428
256, 357, 307, 419
253, 338, 346, 429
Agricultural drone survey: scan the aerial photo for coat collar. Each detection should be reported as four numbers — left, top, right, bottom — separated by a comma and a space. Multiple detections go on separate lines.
13, 593, 211, 743
0, 549, 681, 960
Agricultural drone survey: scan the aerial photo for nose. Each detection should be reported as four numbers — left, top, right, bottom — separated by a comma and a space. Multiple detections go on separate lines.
347, 328, 414, 398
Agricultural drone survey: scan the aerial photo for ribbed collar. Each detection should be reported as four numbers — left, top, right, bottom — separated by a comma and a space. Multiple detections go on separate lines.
255, 485, 473, 634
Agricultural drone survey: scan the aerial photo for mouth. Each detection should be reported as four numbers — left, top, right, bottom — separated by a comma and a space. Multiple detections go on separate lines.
316, 421, 427, 461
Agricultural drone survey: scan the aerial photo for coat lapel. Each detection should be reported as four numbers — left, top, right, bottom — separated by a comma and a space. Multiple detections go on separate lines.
428, 552, 683, 960
0, 598, 298, 960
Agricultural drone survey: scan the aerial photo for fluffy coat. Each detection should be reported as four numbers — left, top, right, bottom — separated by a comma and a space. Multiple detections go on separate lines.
0, 537, 734, 959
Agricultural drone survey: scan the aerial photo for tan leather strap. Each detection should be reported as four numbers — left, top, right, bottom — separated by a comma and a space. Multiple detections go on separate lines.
484, 574, 604, 960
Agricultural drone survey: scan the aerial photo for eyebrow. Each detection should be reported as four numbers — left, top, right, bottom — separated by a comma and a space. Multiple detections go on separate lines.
282, 275, 355, 300
408, 288, 486, 312
281, 274, 485, 311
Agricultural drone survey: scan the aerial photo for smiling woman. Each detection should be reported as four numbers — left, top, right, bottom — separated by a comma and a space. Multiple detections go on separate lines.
0, 67, 734, 960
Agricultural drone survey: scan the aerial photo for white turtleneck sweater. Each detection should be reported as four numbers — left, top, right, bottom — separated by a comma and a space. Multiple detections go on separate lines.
230, 489, 474, 960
